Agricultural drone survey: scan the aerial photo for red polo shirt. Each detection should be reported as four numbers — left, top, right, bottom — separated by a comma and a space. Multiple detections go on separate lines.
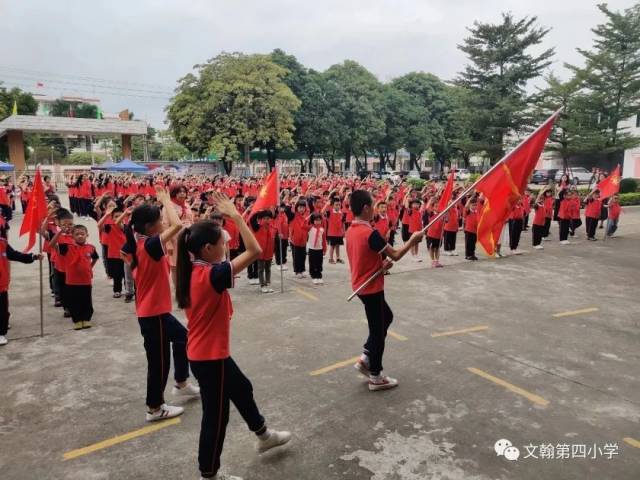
59, 243, 99, 286
345, 220, 387, 296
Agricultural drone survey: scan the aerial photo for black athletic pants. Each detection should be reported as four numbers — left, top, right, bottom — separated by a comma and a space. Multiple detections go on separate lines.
559, 219, 570, 241
137, 313, 190, 408
464, 232, 477, 258
586, 217, 598, 239
292, 245, 306, 274
274, 235, 288, 266
443, 230, 457, 252
191, 358, 266, 479
308, 249, 323, 279
106, 258, 124, 293
66, 285, 93, 324
532, 225, 544, 246
509, 219, 523, 250
0, 291, 9, 336
358, 291, 393, 376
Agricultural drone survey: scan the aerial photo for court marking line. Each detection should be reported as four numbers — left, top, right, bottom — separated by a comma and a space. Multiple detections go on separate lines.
309, 356, 360, 376
467, 367, 550, 407
552, 307, 599, 318
294, 288, 319, 302
63, 417, 181, 461
623, 437, 640, 449
360, 320, 408, 341
431, 325, 489, 337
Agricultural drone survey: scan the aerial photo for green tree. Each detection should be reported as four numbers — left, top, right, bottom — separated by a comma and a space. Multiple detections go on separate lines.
323, 60, 385, 171
167, 52, 300, 174
0, 85, 38, 161
457, 13, 554, 163
566, 3, 640, 167
159, 130, 190, 161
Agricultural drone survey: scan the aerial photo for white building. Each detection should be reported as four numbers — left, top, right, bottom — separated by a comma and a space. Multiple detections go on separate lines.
620, 114, 640, 179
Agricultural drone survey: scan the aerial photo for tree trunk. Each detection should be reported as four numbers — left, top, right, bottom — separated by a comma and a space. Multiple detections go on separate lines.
392, 151, 397, 170
409, 152, 418, 171
298, 158, 306, 173
266, 146, 277, 172
344, 145, 351, 171
222, 160, 233, 175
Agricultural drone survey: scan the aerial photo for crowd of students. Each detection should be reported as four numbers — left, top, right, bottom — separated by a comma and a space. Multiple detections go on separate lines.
0, 170, 625, 479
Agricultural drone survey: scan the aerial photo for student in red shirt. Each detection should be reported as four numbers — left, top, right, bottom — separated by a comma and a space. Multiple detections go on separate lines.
346, 190, 423, 391
50, 225, 99, 330
606, 194, 622, 237
568, 190, 582, 237
522, 190, 532, 231
425, 197, 444, 268
121, 186, 199, 422
252, 210, 276, 293
289, 200, 311, 278
464, 197, 479, 260
542, 189, 554, 240
274, 203, 290, 271
98, 205, 127, 298
307, 213, 326, 285
405, 198, 423, 262
373, 201, 391, 242
0, 238, 41, 346
442, 192, 459, 257
508, 198, 525, 254
175, 192, 291, 480
325, 198, 345, 264
48, 209, 75, 317
531, 191, 547, 250
557, 189, 572, 245
584, 190, 602, 241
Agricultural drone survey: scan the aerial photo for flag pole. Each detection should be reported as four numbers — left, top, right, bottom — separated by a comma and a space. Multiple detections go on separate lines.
277, 163, 285, 293
346, 108, 563, 301
39, 231, 44, 337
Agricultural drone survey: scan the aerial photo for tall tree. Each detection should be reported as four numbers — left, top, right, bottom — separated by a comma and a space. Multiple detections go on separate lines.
167, 52, 300, 174
457, 13, 554, 163
566, 2, 640, 167
323, 60, 385, 171
0, 85, 38, 161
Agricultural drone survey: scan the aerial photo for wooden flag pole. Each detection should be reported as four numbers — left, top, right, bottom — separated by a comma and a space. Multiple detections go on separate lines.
346, 108, 563, 301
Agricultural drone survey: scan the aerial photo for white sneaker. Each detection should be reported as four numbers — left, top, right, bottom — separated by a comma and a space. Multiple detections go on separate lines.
256, 429, 292, 454
145, 404, 184, 422
201, 474, 243, 480
414, 257, 423, 263
172, 383, 200, 397
312, 279, 318, 285
265, 285, 275, 293
280, 265, 288, 271
450, 251, 459, 256
560, 240, 570, 245
368, 375, 399, 391
317, 279, 324, 285
250, 279, 259, 285
533, 245, 544, 250
0, 335, 7, 346
261, 286, 269, 293
511, 249, 523, 255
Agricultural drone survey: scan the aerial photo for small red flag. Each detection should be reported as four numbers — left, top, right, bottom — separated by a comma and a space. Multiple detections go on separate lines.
476, 112, 559, 256
596, 165, 621, 200
249, 167, 279, 216
20, 168, 49, 252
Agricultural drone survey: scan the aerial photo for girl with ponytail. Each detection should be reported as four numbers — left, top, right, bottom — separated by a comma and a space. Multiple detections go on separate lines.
175, 191, 291, 480
120, 185, 200, 423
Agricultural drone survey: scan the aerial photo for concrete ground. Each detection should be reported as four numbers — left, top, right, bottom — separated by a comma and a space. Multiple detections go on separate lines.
0, 200, 639, 480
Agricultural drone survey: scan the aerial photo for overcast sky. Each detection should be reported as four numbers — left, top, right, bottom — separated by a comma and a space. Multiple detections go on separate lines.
0, 0, 635, 127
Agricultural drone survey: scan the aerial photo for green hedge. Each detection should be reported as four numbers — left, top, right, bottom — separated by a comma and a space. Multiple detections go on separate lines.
619, 192, 640, 206
620, 178, 638, 194
405, 178, 426, 189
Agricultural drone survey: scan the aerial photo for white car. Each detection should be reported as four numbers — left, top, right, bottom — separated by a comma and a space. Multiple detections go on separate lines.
455, 169, 471, 181
554, 167, 592, 185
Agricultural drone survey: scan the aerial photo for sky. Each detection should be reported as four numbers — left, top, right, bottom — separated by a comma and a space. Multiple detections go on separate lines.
0, 0, 636, 128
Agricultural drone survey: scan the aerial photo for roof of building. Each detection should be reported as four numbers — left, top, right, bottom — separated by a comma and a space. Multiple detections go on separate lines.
0, 115, 148, 138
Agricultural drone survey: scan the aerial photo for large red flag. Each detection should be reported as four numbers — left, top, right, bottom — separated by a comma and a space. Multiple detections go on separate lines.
437, 170, 455, 211
476, 113, 559, 256
596, 165, 621, 200
249, 167, 279, 216
20, 168, 48, 252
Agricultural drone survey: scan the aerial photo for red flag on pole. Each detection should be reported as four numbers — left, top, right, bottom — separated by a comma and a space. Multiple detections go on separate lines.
20, 168, 48, 252
596, 165, 621, 200
476, 113, 559, 256
438, 169, 455, 211
249, 167, 279, 216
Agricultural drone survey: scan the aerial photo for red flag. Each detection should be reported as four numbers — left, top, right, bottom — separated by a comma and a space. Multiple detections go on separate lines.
249, 167, 279, 216
476, 113, 559, 256
438, 169, 455, 211
596, 165, 621, 200
20, 168, 48, 252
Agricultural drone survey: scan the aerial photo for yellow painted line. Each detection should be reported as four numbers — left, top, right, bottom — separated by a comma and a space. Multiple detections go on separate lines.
360, 320, 408, 341
310, 356, 360, 376
467, 367, 550, 407
294, 288, 319, 302
63, 417, 181, 461
431, 325, 489, 338
623, 437, 640, 449
552, 307, 599, 318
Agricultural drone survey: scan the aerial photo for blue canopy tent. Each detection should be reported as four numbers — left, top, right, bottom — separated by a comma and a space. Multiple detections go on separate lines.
91, 160, 116, 171
106, 159, 149, 173
0, 161, 15, 172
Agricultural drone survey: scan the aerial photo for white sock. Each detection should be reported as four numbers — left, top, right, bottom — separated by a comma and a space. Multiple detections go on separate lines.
258, 429, 271, 441
360, 354, 370, 367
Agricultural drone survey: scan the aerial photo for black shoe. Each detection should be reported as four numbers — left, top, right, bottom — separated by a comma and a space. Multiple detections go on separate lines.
63, 310, 71, 318
54, 301, 63, 308
124, 294, 134, 303
465, 256, 471, 260
598, 225, 604, 229
471, 256, 479, 261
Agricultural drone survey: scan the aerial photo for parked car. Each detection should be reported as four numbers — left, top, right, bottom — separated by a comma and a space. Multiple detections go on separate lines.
554, 167, 593, 185
455, 169, 471, 181
531, 169, 559, 184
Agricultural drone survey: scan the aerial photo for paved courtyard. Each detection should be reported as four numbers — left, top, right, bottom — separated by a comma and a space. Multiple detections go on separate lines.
1, 204, 639, 479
